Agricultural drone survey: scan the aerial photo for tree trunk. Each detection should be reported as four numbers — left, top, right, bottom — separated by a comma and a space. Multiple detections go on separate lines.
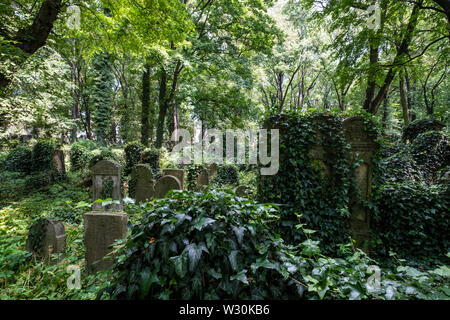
141, 64, 151, 146
155, 69, 168, 148
382, 94, 389, 131
399, 76, 410, 125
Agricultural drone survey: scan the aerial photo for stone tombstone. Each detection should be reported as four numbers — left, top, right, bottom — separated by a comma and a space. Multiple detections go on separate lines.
163, 168, 185, 190
92, 160, 123, 211
52, 150, 66, 174
26, 218, 66, 264
133, 164, 155, 203
196, 169, 209, 190
84, 212, 127, 274
343, 115, 379, 252
206, 163, 218, 180
154, 175, 182, 199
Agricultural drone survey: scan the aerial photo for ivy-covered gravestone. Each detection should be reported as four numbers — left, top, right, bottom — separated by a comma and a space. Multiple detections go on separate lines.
343, 116, 379, 252
162, 169, 185, 190
91, 160, 123, 211
26, 218, 66, 264
133, 164, 155, 203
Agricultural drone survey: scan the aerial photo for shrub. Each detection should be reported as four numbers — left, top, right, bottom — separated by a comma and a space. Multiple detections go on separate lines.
4, 145, 32, 173
102, 190, 303, 299
186, 165, 205, 191
31, 139, 58, 172
70, 139, 98, 171
141, 148, 160, 174
403, 118, 445, 143
372, 182, 450, 260
214, 165, 239, 186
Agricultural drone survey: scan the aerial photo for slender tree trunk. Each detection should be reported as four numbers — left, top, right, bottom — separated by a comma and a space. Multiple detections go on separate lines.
141, 64, 151, 146
382, 94, 389, 131
155, 69, 167, 148
399, 76, 410, 125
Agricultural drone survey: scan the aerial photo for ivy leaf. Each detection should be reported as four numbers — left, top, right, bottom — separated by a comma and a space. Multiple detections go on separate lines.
169, 254, 187, 277
192, 216, 216, 231
185, 243, 207, 272
251, 259, 277, 272
228, 250, 239, 271
232, 226, 245, 245
230, 269, 248, 285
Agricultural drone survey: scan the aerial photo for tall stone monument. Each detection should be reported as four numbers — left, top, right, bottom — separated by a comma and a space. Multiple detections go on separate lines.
84, 160, 127, 274
343, 116, 379, 252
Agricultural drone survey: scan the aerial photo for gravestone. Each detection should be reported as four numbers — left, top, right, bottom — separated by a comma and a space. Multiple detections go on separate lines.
162, 169, 185, 190
92, 160, 123, 211
26, 218, 66, 264
85, 159, 127, 273
52, 150, 66, 174
196, 169, 209, 190
154, 175, 182, 198
133, 164, 155, 203
343, 116, 379, 252
207, 163, 218, 180
84, 212, 127, 274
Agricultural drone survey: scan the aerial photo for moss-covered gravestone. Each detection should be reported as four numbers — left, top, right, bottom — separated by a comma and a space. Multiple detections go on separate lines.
154, 175, 182, 198
26, 218, 66, 264
343, 116, 379, 252
84, 160, 127, 274
162, 169, 185, 190
133, 164, 155, 203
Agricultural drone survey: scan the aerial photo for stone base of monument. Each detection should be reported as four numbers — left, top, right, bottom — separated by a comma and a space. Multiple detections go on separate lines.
84, 211, 128, 274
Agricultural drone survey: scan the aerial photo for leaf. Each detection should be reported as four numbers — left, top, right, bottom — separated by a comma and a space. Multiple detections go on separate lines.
192, 216, 216, 231
228, 250, 239, 271
185, 243, 206, 272
251, 259, 277, 272
169, 254, 187, 277
230, 269, 248, 285
232, 226, 245, 245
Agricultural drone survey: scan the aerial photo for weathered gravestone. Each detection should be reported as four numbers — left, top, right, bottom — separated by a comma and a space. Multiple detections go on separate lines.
162, 169, 185, 190
206, 163, 218, 180
84, 211, 127, 274
91, 160, 123, 211
52, 150, 66, 174
196, 169, 209, 190
133, 164, 155, 203
84, 159, 127, 274
26, 218, 66, 264
343, 116, 379, 252
154, 175, 182, 198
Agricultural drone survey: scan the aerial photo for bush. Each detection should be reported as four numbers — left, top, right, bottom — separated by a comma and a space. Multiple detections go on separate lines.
372, 182, 450, 260
4, 145, 32, 173
213, 165, 239, 186
70, 139, 98, 171
403, 118, 445, 143
141, 148, 160, 174
103, 190, 303, 299
31, 139, 58, 172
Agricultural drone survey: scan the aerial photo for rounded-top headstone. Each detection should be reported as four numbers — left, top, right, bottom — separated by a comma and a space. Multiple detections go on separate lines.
154, 175, 182, 198
196, 169, 209, 189
26, 218, 66, 264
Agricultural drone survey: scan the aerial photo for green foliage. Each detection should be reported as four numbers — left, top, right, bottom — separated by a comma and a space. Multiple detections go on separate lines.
4, 144, 32, 173
186, 165, 205, 191
91, 53, 114, 146
372, 182, 450, 260
213, 165, 239, 186
141, 148, 160, 174
26, 218, 49, 256
70, 139, 99, 171
258, 111, 356, 254
403, 119, 446, 143
124, 142, 145, 175
31, 139, 58, 172
103, 190, 302, 299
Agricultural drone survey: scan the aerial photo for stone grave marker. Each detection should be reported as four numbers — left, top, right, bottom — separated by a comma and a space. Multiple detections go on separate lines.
196, 169, 209, 190
162, 168, 185, 190
84, 159, 128, 274
84, 212, 127, 274
133, 164, 155, 203
26, 218, 66, 264
52, 150, 66, 174
91, 160, 123, 211
154, 175, 182, 198
343, 115, 379, 252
